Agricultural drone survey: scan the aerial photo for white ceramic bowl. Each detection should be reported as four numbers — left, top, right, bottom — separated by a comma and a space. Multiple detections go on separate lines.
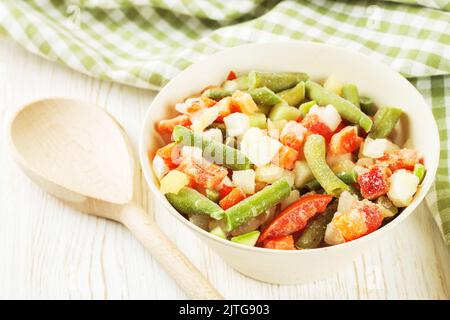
139, 42, 439, 284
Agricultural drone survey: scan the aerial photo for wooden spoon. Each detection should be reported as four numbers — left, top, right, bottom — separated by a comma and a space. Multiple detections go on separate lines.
8, 98, 223, 300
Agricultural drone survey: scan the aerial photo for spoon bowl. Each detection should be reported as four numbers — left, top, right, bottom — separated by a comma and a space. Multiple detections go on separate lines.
8, 98, 222, 299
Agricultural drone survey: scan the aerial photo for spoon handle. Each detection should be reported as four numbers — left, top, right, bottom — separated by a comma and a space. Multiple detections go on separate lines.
120, 203, 223, 300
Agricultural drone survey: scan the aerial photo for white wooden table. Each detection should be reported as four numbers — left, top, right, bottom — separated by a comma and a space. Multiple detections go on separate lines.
0, 38, 449, 300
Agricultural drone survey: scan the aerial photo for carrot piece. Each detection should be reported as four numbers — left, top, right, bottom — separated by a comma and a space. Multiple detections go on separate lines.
263, 235, 295, 250
157, 115, 191, 134
156, 142, 181, 169
377, 148, 423, 171
272, 145, 298, 170
219, 187, 247, 210
258, 194, 333, 243
328, 126, 363, 156
218, 183, 234, 199
177, 158, 228, 190
280, 121, 308, 151
333, 200, 383, 241
186, 96, 217, 113
216, 97, 238, 122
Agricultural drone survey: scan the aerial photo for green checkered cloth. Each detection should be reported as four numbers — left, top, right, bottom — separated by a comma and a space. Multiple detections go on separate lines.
1, 0, 449, 244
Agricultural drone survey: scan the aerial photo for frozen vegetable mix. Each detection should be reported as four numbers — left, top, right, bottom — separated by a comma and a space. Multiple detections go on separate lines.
152, 70, 425, 250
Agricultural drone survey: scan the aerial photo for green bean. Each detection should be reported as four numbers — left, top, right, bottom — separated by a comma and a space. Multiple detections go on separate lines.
225, 179, 291, 231
342, 84, 360, 108
206, 189, 220, 203
202, 88, 232, 100
304, 134, 350, 196
173, 125, 251, 170
360, 96, 378, 116
248, 71, 309, 92
413, 163, 426, 184
369, 106, 403, 139
249, 112, 267, 129
278, 82, 305, 106
202, 86, 281, 107
166, 187, 224, 220
299, 100, 317, 117
295, 201, 337, 249
257, 104, 272, 116
269, 102, 302, 121
248, 87, 283, 107
305, 80, 373, 132
306, 171, 357, 190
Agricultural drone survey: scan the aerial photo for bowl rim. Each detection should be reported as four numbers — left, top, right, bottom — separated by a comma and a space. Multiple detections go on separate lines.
139, 41, 440, 255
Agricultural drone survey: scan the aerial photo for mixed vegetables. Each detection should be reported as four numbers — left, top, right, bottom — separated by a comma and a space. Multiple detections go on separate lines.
151, 70, 426, 250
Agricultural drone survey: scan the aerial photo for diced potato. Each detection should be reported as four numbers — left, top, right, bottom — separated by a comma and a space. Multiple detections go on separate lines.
361, 137, 399, 158
232, 169, 256, 194
309, 104, 341, 131
338, 191, 358, 213
240, 127, 282, 167
202, 128, 223, 143
190, 105, 219, 132
281, 170, 295, 188
217, 175, 233, 190
356, 157, 375, 168
160, 170, 190, 194
353, 165, 369, 176
255, 164, 285, 184
324, 220, 345, 245
181, 146, 204, 164
224, 112, 250, 137
281, 189, 300, 210
294, 160, 314, 188
175, 102, 188, 114
152, 155, 169, 180
267, 119, 288, 140
323, 75, 343, 96
387, 169, 420, 207
223, 80, 239, 92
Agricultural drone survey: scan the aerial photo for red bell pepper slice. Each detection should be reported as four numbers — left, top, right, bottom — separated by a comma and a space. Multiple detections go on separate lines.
226, 71, 237, 81
258, 194, 333, 243
156, 142, 181, 169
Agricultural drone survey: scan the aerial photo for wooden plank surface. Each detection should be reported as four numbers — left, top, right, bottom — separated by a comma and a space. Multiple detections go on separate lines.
0, 37, 449, 299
